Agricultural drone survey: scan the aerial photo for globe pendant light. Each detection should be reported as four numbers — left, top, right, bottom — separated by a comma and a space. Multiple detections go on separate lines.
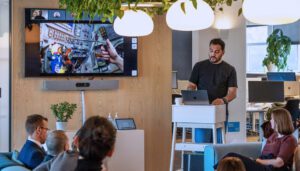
114, 10, 154, 37
242, 0, 300, 25
166, 0, 214, 31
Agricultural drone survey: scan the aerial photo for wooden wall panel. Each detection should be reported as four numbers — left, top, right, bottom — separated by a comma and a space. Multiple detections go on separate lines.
12, 1, 172, 171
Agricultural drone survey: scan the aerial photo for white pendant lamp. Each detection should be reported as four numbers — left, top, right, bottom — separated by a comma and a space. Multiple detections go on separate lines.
243, 0, 300, 25
213, 15, 232, 29
114, 10, 154, 37
166, 0, 214, 31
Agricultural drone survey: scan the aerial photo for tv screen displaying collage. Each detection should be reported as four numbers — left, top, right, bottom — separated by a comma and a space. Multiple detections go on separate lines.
25, 8, 138, 77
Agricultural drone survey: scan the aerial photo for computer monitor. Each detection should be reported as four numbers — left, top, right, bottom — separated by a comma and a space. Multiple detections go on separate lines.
248, 81, 284, 103
172, 71, 178, 89
267, 72, 296, 81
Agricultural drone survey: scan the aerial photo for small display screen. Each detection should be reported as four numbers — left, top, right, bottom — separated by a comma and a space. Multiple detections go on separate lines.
115, 118, 136, 130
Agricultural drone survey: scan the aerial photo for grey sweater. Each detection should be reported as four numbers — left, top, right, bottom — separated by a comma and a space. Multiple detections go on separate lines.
33, 151, 79, 171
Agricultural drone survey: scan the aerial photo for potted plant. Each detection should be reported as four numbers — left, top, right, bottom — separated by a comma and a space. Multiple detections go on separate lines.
263, 102, 285, 121
50, 101, 77, 130
262, 28, 291, 72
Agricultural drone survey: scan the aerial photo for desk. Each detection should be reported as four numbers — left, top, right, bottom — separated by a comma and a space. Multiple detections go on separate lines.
66, 130, 144, 171
169, 105, 226, 171
246, 107, 266, 141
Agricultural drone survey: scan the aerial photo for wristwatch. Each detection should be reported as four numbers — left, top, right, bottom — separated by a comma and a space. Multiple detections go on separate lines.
222, 97, 228, 104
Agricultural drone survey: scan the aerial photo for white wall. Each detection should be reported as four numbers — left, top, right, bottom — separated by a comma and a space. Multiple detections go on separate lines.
192, 1, 247, 143
0, 0, 10, 152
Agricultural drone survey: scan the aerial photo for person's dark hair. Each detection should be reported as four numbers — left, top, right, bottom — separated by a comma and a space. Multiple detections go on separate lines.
210, 38, 225, 51
217, 157, 246, 171
46, 130, 68, 156
77, 116, 116, 162
261, 121, 274, 139
25, 114, 48, 135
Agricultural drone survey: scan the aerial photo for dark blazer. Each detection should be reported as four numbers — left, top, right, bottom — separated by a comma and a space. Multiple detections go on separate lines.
42, 154, 55, 163
18, 139, 46, 169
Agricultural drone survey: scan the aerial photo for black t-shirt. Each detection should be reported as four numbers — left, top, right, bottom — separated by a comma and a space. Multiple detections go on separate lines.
189, 59, 238, 103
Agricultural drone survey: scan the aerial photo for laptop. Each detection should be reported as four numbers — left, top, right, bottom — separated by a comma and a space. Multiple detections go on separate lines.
181, 90, 210, 105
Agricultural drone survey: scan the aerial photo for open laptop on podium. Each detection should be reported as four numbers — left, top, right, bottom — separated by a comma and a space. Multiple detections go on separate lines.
181, 90, 210, 105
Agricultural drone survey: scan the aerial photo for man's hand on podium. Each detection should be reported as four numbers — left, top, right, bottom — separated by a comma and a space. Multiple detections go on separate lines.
212, 98, 225, 105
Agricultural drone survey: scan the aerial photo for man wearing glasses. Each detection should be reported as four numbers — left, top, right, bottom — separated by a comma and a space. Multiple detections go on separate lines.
18, 114, 49, 169
187, 38, 238, 143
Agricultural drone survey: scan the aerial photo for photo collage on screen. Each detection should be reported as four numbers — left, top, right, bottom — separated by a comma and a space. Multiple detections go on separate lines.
31, 9, 126, 74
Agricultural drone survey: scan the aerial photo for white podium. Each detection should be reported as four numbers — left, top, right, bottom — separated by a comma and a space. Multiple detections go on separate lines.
169, 105, 226, 171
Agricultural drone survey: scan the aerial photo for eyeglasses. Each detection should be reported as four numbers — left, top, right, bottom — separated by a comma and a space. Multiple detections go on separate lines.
40, 126, 50, 131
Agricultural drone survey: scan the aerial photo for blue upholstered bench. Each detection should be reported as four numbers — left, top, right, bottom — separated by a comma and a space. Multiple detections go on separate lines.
0, 152, 30, 171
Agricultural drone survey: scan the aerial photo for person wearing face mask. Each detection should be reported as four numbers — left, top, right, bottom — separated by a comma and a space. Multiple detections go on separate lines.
187, 38, 238, 143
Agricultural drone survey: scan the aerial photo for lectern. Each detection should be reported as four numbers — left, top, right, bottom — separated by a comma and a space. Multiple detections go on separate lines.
169, 104, 226, 171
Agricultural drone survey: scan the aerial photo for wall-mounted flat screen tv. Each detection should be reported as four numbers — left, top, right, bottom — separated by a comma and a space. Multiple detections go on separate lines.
25, 8, 138, 77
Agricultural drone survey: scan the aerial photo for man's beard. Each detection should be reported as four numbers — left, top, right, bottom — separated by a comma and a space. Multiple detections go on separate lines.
209, 56, 222, 64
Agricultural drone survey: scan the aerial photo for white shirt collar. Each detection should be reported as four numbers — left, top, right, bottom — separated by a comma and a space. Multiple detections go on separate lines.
28, 136, 43, 147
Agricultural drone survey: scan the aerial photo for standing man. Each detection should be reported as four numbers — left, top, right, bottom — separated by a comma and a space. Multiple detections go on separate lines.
18, 114, 48, 169
187, 38, 237, 143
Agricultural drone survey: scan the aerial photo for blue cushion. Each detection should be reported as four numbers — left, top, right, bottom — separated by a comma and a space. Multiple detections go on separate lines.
0, 154, 19, 169
2, 166, 30, 171
11, 150, 24, 165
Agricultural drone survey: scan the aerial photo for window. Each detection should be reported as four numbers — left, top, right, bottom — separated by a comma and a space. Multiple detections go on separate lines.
246, 24, 300, 74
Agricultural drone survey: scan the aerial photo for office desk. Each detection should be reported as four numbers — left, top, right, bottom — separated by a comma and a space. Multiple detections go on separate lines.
169, 105, 226, 171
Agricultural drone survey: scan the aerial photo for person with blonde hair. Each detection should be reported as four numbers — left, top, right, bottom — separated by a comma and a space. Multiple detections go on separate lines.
217, 157, 246, 171
216, 108, 297, 171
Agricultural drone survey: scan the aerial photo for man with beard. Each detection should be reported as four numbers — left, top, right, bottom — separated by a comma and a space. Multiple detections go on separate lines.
18, 114, 48, 169
187, 38, 237, 143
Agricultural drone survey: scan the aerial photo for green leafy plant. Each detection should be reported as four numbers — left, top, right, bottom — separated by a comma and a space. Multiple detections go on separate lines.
262, 29, 292, 71
50, 101, 77, 122
58, 0, 241, 22
263, 103, 285, 121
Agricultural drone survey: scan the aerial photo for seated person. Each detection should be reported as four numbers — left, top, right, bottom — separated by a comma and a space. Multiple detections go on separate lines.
34, 116, 116, 171
261, 120, 274, 139
18, 114, 48, 169
43, 130, 69, 162
217, 157, 246, 171
216, 108, 297, 171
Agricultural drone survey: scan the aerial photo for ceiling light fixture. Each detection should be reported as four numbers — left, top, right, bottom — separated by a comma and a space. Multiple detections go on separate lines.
114, 10, 154, 37
242, 0, 300, 25
213, 15, 232, 29
166, 0, 214, 31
